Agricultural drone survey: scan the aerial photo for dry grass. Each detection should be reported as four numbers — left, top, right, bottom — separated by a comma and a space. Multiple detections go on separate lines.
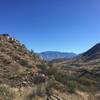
0, 84, 99, 100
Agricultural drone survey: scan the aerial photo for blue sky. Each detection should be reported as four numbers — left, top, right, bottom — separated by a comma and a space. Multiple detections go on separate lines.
0, 0, 100, 53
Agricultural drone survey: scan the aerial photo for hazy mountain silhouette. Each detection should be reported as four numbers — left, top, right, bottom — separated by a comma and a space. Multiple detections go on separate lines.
40, 51, 76, 61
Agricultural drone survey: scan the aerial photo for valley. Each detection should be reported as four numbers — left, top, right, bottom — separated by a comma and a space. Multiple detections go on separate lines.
0, 34, 99, 100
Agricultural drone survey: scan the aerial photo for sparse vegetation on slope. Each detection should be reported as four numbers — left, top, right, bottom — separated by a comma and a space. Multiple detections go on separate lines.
0, 34, 100, 100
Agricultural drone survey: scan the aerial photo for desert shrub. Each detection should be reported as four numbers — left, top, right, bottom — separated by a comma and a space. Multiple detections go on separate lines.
0, 42, 3, 46
37, 64, 46, 70
49, 80, 65, 92
26, 63, 34, 68
19, 59, 29, 66
36, 64, 48, 73
54, 71, 76, 85
46, 67, 57, 76
79, 77, 97, 86
0, 85, 13, 100
54, 72, 68, 84
36, 84, 46, 96
32, 84, 46, 97
34, 74, 47, 84
67, 80, 77, 93
19, 59, 34, 68
0, 85, 9, 96
28, 82, 52, 98
29, 79, 54, 97
33, 78, 56, 97
78, 84, 89, 92
9, 74, 21, 80
90, 68, 97, 73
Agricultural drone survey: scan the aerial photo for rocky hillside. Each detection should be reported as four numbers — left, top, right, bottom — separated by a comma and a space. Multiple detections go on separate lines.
0, 34, 43, 86
0, 35, 99, 100
81, 43, 100, 61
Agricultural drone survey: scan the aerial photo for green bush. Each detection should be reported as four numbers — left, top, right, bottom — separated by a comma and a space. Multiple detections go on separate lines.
67, 80, 77, 93
37, 64, 47, 72
79, 77, 97, 86
54, 72, 68, 84
0, 42, 3, 46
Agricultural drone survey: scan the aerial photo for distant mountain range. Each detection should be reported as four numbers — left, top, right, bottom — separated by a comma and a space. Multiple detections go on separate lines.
40, 51, 77, 61
52, 43, 100, 65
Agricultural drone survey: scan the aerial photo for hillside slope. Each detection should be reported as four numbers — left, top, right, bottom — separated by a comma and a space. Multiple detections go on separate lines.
0, 34, 99, 100
81, 43, 100, 61
0, 34, 43, 86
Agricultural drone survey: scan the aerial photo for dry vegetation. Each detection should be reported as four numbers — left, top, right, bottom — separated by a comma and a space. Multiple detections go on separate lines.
0, 34, 100, 100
